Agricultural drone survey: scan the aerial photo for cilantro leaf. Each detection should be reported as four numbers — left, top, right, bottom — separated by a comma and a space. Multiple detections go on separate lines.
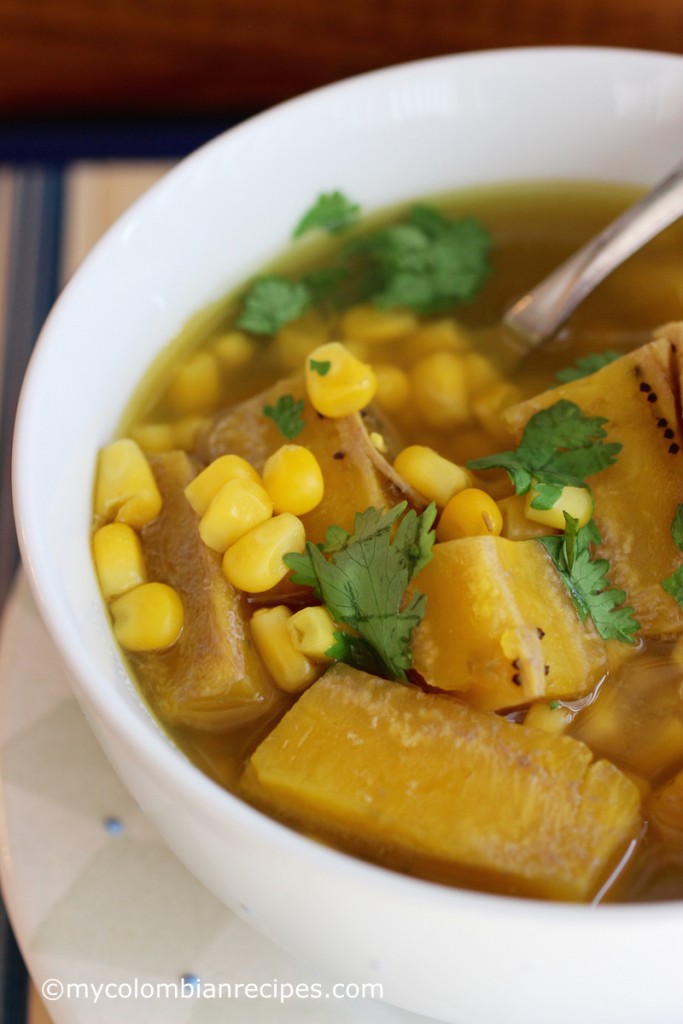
293, 192, 361, 238
670, 503, 683, 552
263, 394, 306, 440
539, 519, 639, 643
660, 504, 683, 608
555, 351, 622, 383
301, 266, 349, 305
309, 358, 331, 376
345, 206, 491, 314
284, 501, 437, 681
468, 400, 622, 500
661, 566, 683, 607
237, 276, 312, 335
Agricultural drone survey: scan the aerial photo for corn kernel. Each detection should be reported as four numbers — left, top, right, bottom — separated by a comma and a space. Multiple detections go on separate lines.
130, 422, 175, 454
471, 380, 521, 443
212, 330, 253, 369
110, 582, 183, 652
463, 352, 501, 396
525, 702, 573, 734
251, 606, 320, 693
497, 494, 554, 541
185, 454, 261, 515
411, 351, 469, 429
369, 431, 387, 454
373, 363, 411, 413
287, 606, 337, 661
222, 513, 306, 593
262, 445, 324, 515
165, 350, 222, 415
340, 303, 417, 345
275, 310, 330, 370
305, 341, 377, 418
172, 415, 210, 451
341, 340, 369, 363
95, 438, 162, 529
393, 445, 472, 507
199, 478, 273, 552
92, 522, 147, 600
404, 318, 472, 356
437, 488, 503, 542
524, 483, 593, 530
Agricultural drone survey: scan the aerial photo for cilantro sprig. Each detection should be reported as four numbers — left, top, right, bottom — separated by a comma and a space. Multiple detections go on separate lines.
345, 205, 491, 314
468, 400, 622, 510
263, 394, 306, 440
661, 504, 683, 608
293, 191, 361, 237
284, 501, 436, 681
539, 514, 640, 644
237, 276, 311, 335
237, 194, 492, 336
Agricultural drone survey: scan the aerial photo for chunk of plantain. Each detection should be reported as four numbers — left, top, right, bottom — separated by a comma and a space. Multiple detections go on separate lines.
647, 767, 683, 847
411, 535, 608, 710
195, 374, 423, 546
505, 336, 683, 639
132, 450, 282, 730
242, 665, 641, 901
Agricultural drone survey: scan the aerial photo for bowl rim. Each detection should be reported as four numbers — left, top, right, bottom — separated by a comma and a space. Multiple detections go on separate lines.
12, 43, 683, 924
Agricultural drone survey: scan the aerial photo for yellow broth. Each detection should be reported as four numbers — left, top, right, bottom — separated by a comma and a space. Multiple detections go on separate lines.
107, 182, 683, 902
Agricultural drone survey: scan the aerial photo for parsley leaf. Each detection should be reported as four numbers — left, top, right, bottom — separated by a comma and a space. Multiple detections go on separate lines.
263, 394, 306, 440
237, 276, 312, 335
555, 351, 622, 383
293, 191, 361, 238
345, 206, 491, 314
539, 515, 640, 643
468, 400, 622, 508
284, 501, 437, 681
660, 504, 683, 608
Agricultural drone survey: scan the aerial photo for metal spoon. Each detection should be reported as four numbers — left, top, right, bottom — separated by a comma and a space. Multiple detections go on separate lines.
503, 156, 683, 352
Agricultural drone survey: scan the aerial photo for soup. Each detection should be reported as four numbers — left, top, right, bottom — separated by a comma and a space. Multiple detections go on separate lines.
91, 182, 683, 903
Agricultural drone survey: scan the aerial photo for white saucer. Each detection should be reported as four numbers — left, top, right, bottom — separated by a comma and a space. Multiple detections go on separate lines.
0, 574, 433, 1024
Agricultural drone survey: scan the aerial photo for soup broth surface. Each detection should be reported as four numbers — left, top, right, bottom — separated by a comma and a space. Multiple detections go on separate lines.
106, 182, 683, 903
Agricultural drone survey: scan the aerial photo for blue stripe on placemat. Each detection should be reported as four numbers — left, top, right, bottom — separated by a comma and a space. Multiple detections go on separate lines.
0, 164, 65, 1024
0, 167, 64, 615
0, 116, 247, 162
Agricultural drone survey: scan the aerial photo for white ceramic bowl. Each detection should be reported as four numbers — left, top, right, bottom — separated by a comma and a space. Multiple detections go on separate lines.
13, 47, 683, 1024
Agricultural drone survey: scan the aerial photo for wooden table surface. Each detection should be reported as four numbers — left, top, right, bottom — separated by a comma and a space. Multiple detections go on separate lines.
0, 0, 682, 117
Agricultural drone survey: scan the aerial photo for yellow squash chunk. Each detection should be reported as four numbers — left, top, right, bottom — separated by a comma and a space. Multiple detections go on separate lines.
505, 337, 683, 638
242, 666, 641, 901
134, 450, 282, 730
411, 535, 607, 710
196, 375, 412, 544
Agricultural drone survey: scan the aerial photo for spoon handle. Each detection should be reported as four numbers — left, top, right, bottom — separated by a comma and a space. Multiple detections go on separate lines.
503, 157, 683, 350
